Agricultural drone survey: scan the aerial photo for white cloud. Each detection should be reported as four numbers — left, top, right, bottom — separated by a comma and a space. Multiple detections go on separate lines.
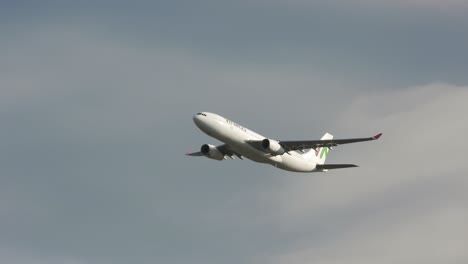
256, 83, 468, 264
269, 204, 467, 264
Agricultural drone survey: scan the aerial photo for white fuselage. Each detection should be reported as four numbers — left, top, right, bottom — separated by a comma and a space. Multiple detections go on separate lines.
193, 112, 318, 172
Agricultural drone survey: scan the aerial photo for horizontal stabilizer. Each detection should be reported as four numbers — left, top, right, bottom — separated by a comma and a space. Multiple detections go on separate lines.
316, 164, 358, 171
186, 151, 203, 156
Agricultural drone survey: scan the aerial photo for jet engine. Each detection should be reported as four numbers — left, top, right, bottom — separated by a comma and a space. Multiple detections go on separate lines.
261, 139, 286, 155
200, 144, 224, 160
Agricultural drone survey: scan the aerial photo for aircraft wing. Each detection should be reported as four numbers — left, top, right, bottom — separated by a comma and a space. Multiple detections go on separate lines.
279, 133, 382, 151
248, 133, 382, 152
186, 144, 244, 160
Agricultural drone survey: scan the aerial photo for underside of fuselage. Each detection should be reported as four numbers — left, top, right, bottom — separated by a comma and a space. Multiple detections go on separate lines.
227, 142, 318, 172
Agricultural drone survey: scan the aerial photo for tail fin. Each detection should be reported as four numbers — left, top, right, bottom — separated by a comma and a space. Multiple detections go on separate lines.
303, 132, 333, 164
316, 133, 333, 164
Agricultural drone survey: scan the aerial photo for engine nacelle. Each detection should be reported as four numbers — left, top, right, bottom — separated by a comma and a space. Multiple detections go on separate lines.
261, 139, 286, 155
200, 144, 224, 160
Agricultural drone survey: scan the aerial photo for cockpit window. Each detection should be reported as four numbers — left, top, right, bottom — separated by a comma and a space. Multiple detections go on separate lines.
196, 113, 207, 116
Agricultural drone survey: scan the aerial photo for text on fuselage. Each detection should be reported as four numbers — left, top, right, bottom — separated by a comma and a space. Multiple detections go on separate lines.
225, 119, 247, 132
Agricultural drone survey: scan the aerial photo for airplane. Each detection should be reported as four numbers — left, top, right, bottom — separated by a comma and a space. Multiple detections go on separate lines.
186, 112, 382, 172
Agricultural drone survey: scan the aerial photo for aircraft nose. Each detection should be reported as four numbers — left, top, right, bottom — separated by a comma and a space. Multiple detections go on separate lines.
193, 114, 200, 123
193, 113, 204, 127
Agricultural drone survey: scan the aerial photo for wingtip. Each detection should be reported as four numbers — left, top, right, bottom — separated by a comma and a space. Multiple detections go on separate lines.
185, 151, 192, 155
373, 133, 383, 140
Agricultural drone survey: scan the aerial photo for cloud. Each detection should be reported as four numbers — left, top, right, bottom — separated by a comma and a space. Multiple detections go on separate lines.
0, 26, 365, 264
1, 25, 366, 142
1, 22, 467, 264
256, 83, 468, 264
268, 204, 467, 264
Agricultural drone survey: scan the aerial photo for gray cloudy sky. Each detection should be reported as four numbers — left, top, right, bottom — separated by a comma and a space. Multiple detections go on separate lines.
1, 1, 467, 263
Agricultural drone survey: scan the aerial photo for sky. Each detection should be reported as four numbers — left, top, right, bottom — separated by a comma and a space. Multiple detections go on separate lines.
1, 1, 468, 263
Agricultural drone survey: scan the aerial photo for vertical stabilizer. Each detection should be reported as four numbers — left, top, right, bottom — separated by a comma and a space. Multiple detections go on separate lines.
303, 133, 333, 165
316, 133, 333, 164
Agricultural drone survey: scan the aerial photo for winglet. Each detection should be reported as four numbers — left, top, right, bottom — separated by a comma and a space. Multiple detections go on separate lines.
373, 133, 383, 140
